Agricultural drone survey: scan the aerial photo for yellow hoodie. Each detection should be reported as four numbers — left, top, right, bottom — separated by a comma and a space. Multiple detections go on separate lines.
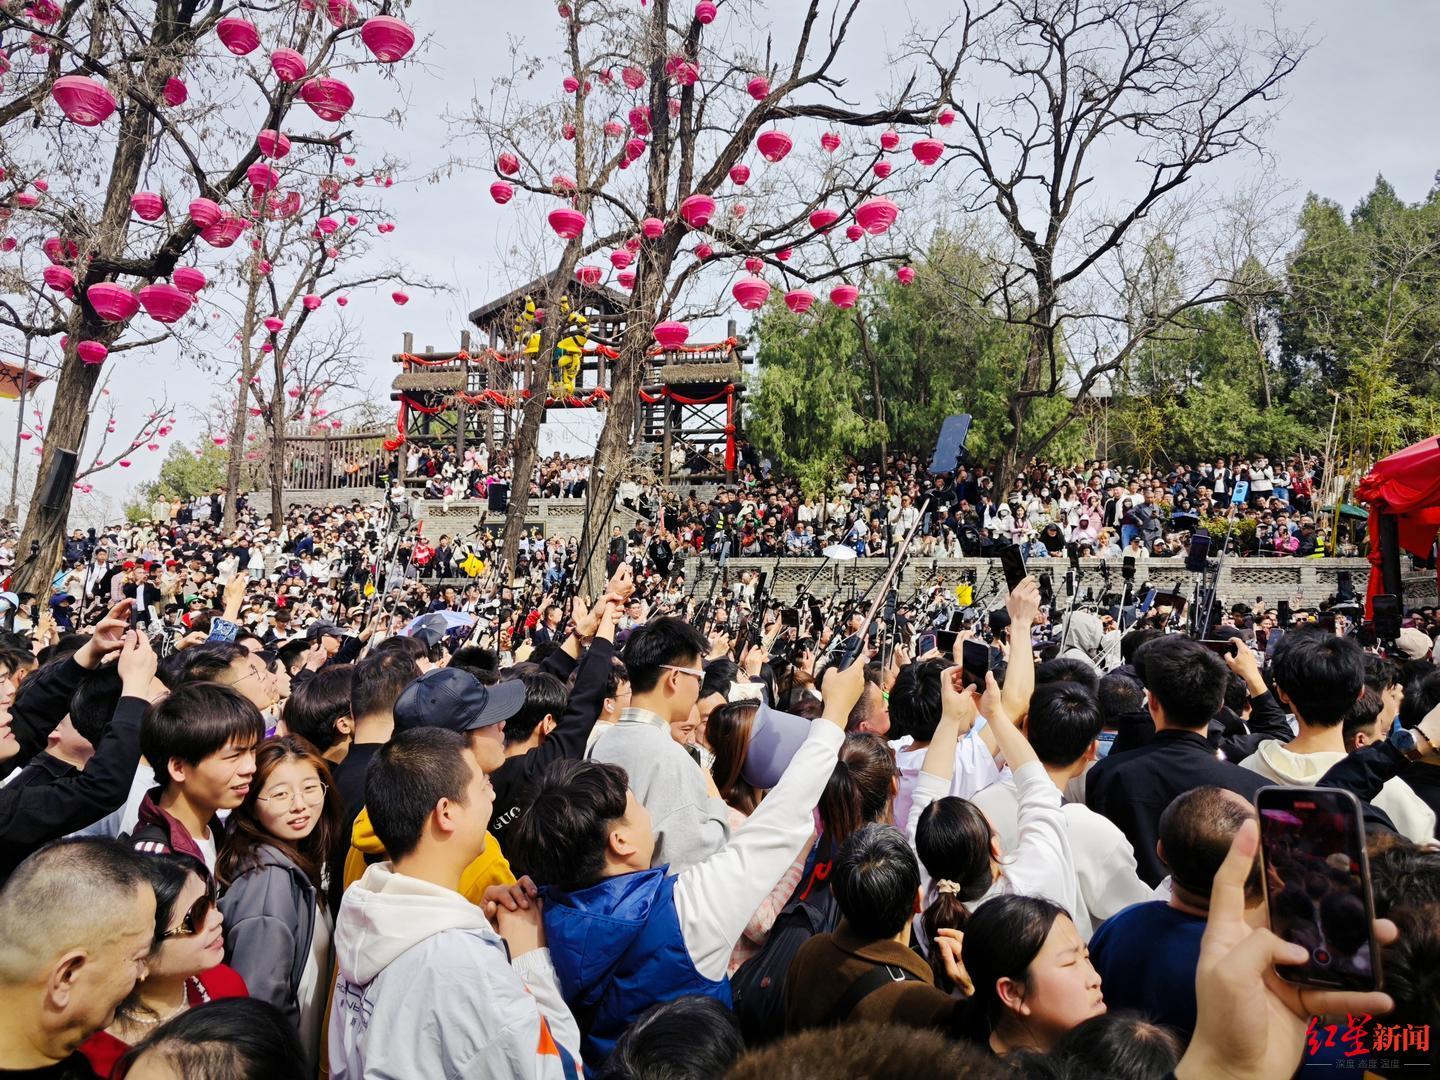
345, 807, 517, 903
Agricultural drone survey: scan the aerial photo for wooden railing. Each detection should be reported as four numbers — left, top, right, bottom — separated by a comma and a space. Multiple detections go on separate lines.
282, 430, 393, 490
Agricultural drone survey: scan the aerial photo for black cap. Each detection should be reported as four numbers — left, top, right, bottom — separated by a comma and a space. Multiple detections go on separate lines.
393, 668, 526, 734
306, 622, 342, 641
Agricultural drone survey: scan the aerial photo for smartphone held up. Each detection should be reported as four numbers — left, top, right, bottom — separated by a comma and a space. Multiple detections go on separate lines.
1256, 785, 1382, 992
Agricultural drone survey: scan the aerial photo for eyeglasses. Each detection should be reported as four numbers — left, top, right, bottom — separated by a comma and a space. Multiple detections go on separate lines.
256, 780, 328, 806
660, 664, 705, 682
163, 879, 218, 939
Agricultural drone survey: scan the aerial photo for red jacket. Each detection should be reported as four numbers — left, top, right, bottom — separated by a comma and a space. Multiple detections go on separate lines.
79, 965, 248, 1077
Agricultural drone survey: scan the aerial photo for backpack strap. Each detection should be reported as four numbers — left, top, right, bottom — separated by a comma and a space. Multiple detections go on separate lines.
827, 963, 920, 1024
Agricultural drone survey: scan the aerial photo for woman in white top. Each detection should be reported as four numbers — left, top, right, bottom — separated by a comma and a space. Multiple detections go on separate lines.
905, 671, 1081, 953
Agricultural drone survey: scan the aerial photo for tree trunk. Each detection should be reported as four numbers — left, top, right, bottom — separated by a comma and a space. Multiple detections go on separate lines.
11, 343, 104, 596
221, 351, 252, 533
499, 388, 548, 576
270, 342, 286, 526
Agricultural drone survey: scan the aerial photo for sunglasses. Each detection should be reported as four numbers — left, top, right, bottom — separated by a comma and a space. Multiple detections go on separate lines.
163, 879, 218, 939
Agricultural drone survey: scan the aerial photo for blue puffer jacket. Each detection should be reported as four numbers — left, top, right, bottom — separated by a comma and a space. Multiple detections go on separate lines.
542, 866, 730, 1068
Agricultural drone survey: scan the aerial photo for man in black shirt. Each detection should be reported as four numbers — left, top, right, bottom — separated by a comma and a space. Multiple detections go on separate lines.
1086, 635, 1269, 886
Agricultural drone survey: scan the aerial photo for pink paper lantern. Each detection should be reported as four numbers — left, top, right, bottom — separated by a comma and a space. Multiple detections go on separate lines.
729, 163, 750, 185
820, 131, 841, 152
654, 321, 690, 349
896, 266, 916, 285
629, 106, 651, 135
172, 267, 207, 294
270, 48, 308, 83
695, 243, 714, 260
15, 192, 39, 209
497, 152, 520, 176
617, 270, 636, 289
360, 16, 416, 63
51, 76, 118, 126
784, 289, 816, 314
263, 316, 284, 333
603, 120, 624, 137
732, 276, 771, 311
610, 249, 633, 269
0, 239, 14, 253
215, 18, 261, 56
575, 265, 602, 287
337, 295, 349, 306
490, 181, 514, 204
622, 66, 645, 90
162, 77, 188, 107
777, 247, 792, 262
625, 138, 647, 161
845, 224, 864, 242
299, 78, 355, 123
551, 174, 576, 193
641, 217, 665, 239
257, 129, 292, 159
874, 161, 892, 179
625, 236, 643, 253
744, 256, 764, 274
562, 123, 576, 141
303, 294, 322, 310
131, 191, 165, 221
679, 194, 716, 229
42, 265, 74, 293
937, 108, 956, 126
247, 163, 279, 193
42, 237, 76, 264
880, 129, 900, 151
563, 76, 580, 94
119, 459, 133, 468
188, 198, 222, 228
747, 76, 770, 100
808, 208, 839, 233
756, 130, 792, 162
392, 291, 410, 306
201, 217, 246, 248
148, 443, 160, 451
317, 215, 339, 235
78, 340, 108, 365
912, 138, 944, 166
695, 1, 718, 24
326, 0, 360, 27
86, 283, 140, 323
855, 197, 899, 235
213, 437, 226, 446
548, 208, 586, 239
830, 284, 859, 308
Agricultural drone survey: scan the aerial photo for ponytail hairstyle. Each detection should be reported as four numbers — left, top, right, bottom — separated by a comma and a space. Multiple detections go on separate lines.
915, 796, 994, 904
818, 733, 897, 844
706, 702, 762, 816
922, 879, 971, 993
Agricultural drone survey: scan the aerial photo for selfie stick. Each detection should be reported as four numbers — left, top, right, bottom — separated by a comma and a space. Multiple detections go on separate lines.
836, 499, 929, 671
1057, 564, 1086, 654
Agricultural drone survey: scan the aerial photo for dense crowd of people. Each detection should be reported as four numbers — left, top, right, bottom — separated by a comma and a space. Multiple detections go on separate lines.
0, 454, 1436, 1079
386, 446, 1352, 560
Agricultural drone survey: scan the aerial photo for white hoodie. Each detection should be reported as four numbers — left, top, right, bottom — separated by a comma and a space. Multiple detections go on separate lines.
329, 863, 581, 1080
1239, 741, 1436, 844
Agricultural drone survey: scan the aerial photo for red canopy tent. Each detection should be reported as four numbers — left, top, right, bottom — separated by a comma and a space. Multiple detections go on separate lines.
1355, 435, 1440, 616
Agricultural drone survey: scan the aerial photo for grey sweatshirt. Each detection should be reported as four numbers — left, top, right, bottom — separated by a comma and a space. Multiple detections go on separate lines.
588, 708, 731, 874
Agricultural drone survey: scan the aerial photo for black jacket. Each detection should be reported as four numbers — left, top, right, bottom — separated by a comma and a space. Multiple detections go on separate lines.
0, 695, 147, 885
488, 640, 602, 842
1316, 742, 1402, 835
1110, 690, 1292, 764
1086, 728, 1271, 887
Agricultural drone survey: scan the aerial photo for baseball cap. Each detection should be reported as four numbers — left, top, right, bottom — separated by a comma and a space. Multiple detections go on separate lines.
306, 622, 343, 641
1395, 627, 1433, 661
393, 668, 526, 734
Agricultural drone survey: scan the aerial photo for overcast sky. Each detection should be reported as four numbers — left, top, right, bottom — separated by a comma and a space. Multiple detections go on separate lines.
8, 0, 1438, 521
